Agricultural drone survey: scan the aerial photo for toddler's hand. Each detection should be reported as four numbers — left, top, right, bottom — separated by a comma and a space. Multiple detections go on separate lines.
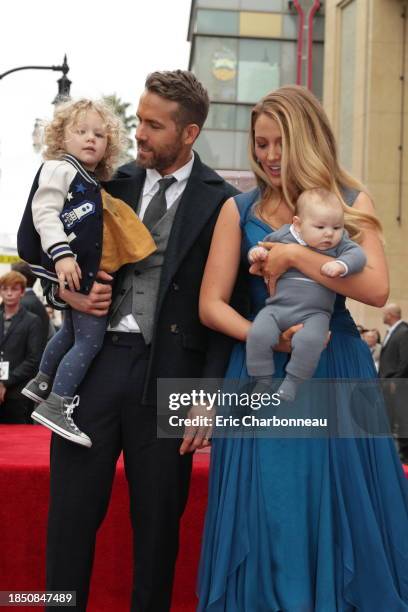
248, 246, 268, 264
320, 261, 346, 278
55, 257, 82, 292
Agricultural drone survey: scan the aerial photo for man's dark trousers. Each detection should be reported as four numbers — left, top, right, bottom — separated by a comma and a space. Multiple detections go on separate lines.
46, 332, 192, 611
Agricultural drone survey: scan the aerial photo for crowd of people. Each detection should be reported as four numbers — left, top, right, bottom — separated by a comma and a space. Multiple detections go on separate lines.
0, 70, 407, 611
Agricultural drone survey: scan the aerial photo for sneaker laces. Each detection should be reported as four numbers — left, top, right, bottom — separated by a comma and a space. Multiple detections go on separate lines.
63, 395, 81, 433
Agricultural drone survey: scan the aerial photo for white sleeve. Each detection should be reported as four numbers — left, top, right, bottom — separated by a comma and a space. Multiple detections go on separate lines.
32, 160, 77, 257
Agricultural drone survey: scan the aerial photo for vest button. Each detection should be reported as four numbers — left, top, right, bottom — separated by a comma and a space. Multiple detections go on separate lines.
112, 334, 119, 343
170, 324, 179, 334
172, 282, 179, 291
88, 272, 94, 278
95, 242, 100, 248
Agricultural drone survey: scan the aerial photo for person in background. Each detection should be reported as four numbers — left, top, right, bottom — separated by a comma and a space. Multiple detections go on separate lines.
379, 303, 408, 463
356, 323, 367, 337
11, 261, 50, 351
363, 328, 382, 371
0, 271, 43, 423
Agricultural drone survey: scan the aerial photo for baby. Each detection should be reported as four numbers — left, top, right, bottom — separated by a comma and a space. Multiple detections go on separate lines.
246, 188, 367, 401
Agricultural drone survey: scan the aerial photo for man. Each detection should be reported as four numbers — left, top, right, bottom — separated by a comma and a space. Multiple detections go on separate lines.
379, 303, 408, 463
0, 271, 43, 423
362, 329, 381, 371
11, 261, 50, 350
45, 70, 242, 611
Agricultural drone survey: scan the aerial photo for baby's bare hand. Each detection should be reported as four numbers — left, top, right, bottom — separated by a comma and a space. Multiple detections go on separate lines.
55, 257, 82, 292
248, 246, 268, 264
321, 261, 345, 278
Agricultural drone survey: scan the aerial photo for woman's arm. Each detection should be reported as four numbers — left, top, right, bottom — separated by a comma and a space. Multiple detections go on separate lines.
261, 192, 389, 307
199, 198, 252, 342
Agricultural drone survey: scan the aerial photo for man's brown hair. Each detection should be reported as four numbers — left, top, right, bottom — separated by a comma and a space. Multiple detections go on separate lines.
145, 70, 209, 131
0, 271, 27, 291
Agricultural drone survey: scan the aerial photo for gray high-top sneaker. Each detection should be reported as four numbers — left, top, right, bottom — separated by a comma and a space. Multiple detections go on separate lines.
22, 372, 52, 403
31, 393, 92, 448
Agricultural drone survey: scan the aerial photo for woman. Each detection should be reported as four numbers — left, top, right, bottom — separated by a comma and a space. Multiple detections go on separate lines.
197, 86, 408, 611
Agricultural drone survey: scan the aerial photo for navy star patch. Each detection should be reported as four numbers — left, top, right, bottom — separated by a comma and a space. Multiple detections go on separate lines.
75, 183, 86, 194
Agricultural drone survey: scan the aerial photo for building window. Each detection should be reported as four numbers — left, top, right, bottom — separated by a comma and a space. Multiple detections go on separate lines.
206, 103, 252, 131
196, 9, 239, 36
195, 130, 250, 170
191, 36, 297, 105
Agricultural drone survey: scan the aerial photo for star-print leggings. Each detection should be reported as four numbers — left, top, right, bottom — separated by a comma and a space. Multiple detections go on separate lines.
39, 309, 107, 398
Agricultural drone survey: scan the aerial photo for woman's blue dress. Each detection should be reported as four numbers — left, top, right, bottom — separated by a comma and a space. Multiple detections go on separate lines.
197, 189, 408, 612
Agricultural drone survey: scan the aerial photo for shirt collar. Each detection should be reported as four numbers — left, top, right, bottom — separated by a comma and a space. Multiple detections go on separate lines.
289, 224, 307, 246
387, 319, 404, 336
143, 152, 195, 196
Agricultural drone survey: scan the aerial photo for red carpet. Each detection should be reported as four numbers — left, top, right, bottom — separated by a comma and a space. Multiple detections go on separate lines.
0, 426, 209, 611
1, 427, 407, 612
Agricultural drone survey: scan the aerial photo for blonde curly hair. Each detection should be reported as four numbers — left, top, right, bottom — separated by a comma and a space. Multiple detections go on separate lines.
43, 98, 128, 180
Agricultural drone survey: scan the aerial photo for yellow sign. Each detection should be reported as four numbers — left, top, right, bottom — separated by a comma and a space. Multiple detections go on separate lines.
212, 48, 237, 82
0, 255, 20, 264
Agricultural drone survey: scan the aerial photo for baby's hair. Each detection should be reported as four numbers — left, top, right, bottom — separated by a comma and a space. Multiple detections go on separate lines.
296, 188, 344, 218
43, 98, 128, 181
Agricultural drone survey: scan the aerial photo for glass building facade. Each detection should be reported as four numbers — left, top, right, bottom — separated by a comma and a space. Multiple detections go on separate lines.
188, 0, 325, 170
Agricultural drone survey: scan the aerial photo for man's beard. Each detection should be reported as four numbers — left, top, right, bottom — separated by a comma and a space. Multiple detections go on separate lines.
136, 139, 183, 173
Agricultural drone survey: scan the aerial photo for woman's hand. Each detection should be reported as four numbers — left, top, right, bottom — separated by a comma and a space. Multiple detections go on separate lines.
250, 242, 297, 295
272, 324, 330, 353
273, 324, 304, 352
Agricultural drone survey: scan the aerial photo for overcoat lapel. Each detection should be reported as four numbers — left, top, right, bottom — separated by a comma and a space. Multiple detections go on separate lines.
103, 167, 146, 212
103, 166, 146, 294
104, 157, 227, 313
156, 165, 226, 313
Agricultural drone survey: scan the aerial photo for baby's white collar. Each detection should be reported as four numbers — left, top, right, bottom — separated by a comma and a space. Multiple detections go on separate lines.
289, 224, 307, 246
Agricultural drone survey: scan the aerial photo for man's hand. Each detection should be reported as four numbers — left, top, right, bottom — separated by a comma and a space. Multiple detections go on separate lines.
179, 403, 215, 455
55, 257, 82, 293
0, 383, 6, 404
59, 270, 113, 316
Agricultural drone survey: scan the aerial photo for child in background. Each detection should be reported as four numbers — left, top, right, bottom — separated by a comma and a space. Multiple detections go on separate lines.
18, 99, 156, 447
246, 188, 367, 400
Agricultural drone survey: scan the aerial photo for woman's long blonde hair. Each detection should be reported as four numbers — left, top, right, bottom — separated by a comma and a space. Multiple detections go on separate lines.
43, 98, 128, 181
249, 85, 381, 241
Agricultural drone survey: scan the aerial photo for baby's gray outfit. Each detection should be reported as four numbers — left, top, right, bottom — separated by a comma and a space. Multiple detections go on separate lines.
246, 224, 366, 381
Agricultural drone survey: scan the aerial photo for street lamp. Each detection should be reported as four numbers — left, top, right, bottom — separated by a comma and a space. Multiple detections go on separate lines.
0, 54, 71, 103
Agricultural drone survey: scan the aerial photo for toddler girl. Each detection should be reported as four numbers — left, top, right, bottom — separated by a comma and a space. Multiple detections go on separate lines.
17, 99, 155, 447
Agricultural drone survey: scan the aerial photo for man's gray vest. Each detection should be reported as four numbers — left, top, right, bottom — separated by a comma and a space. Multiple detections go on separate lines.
109, 193, 182, 344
